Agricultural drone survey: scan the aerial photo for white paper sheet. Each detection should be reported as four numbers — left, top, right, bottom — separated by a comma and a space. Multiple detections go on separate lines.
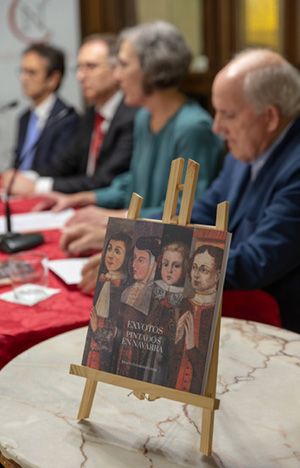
48, 258, 90, 285
0, 209, 75, 234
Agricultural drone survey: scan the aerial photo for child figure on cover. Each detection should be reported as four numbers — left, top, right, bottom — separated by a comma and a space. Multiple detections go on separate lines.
141, 241, 190, 386
82, 232, 132, 372
170, 244, 223, 394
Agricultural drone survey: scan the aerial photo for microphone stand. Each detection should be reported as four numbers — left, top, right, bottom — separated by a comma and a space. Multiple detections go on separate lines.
0, 105, 75, 253
0, 177, 45, 253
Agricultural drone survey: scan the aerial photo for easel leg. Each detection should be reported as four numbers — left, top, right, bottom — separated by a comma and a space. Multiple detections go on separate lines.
77, 378, 98, 420
200, 408, 215, 456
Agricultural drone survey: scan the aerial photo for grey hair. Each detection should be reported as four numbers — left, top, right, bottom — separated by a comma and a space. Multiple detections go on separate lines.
243, 59, 300, 118
119, 21, 192, 93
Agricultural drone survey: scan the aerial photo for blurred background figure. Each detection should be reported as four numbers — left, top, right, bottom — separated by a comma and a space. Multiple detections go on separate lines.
2, 35, 137, 196
9, 43, 79, 172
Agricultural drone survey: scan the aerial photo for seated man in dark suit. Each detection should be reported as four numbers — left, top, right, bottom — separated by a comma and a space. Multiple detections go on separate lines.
2, 35, 137, 195
190, 49, 300, 333
13, 43, 79, 171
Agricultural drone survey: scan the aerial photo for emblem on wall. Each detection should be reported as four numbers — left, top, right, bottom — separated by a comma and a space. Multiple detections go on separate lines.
8, 0, 53, 43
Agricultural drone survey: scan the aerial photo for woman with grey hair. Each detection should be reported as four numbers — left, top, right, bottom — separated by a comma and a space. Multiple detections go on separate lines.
118, 20, 193, 95
89, 20, 224, 217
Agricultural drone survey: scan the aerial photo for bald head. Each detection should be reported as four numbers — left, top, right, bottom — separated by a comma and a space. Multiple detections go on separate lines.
222, 49, 285, 80
212, 49, 300, 163
216, 49, 300, 118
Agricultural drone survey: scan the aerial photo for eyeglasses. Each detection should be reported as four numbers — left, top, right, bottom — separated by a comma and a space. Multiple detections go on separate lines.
74, 62, 110, 73
19, 67, 39, 77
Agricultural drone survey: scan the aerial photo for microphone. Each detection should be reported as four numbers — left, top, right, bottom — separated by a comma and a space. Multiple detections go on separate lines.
45, 106, 74, 128
0, 202, 45, 254
0, 106, 75, 253
0, 100, 19, 113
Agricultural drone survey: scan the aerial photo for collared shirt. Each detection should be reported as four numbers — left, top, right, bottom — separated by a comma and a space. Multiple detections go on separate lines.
250, 119, 295, 182
33, 93, 56, 131
95, 90, 123, 135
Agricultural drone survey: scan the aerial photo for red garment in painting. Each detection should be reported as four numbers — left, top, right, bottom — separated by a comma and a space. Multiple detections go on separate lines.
174, 298, 214, 394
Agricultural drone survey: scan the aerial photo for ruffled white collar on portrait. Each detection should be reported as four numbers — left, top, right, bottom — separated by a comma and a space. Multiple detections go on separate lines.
192, 286, 217, 307
155, 279, 183, 294
95, 271, 125, 318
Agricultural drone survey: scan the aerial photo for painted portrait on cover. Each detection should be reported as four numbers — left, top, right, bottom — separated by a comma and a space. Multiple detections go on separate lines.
82, 217, 230, 395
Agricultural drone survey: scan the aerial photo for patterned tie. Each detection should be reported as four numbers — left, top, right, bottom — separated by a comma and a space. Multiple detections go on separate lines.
87, 113, 104, 175
19, 111, 40, 170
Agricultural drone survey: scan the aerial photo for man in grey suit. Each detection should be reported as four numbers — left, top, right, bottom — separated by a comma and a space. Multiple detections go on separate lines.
3, 35, 137, 195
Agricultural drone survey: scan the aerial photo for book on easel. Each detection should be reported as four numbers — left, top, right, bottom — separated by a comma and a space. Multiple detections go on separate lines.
70, 158, 230, 456
81, 216, 231, 396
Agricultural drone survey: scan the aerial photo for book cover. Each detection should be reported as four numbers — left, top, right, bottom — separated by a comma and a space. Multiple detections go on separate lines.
81, 217, 231, 395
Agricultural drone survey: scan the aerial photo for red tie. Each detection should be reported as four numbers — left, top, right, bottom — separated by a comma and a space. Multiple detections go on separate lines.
89, 113, 104, 174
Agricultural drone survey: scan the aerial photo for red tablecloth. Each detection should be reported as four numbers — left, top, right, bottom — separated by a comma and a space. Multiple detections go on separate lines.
0, 196, 281, 370
0, 197, 93, 369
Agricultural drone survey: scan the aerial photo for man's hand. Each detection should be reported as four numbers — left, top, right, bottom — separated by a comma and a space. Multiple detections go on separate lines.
79, 252, 102, 294
32, 191, 78, 213
65, 206, 127, 227
32, 190, 99, 213
60, 223, 106, 256
2, 169, 36, 195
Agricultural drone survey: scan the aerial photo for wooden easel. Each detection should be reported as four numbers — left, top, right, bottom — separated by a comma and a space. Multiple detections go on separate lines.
70, 158, 229, 456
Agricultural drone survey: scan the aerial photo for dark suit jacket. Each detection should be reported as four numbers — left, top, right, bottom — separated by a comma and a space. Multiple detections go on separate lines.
38, 100, 138, 193
191, 115, 300, 333
14, 97, 79, 171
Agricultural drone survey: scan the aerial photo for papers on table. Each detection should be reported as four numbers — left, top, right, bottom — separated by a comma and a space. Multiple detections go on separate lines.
0, 209, 75, 234
48, 258, 90, 285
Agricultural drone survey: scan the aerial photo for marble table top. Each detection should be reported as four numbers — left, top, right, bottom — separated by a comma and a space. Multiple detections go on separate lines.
0, 317, 299, 468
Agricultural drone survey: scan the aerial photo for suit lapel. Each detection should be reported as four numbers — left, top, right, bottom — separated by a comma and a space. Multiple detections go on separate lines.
225, 162, 252, 231
227, 116, 300, 233
19, 112, 31, 154
228, 132, 295, 232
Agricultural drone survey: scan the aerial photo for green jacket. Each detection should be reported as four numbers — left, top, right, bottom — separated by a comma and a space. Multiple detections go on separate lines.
94, 101, 224, 218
